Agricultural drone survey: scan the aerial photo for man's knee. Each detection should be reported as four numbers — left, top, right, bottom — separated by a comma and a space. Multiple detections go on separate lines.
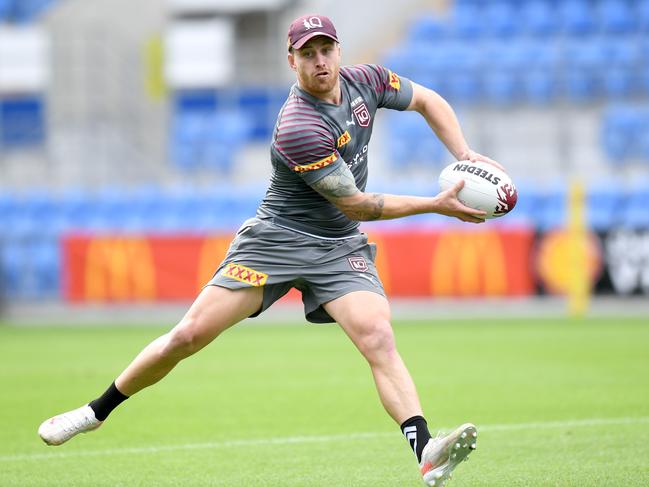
160, 318, 206, 359
353, 318, 397, 363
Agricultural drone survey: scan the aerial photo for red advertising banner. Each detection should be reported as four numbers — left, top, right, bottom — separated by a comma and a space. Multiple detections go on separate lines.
63, 227, 536, 302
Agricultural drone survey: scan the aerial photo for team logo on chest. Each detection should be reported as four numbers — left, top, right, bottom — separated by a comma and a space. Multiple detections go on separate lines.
352, 103, 371, 128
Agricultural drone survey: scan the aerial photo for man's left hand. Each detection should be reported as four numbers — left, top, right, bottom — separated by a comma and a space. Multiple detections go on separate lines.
458, 150, 505, 171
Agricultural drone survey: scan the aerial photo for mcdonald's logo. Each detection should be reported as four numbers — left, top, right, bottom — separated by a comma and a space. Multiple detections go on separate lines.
430, 231, 507, 296
197, 236, 232, 291
84, 238, 156, 301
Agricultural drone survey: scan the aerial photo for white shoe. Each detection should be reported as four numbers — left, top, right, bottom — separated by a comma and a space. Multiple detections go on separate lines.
419, 423, 477, 486
38, 404, 102, 446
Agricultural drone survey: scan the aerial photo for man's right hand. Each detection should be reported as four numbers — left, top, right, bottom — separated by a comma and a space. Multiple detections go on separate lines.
433, 180, 487, 224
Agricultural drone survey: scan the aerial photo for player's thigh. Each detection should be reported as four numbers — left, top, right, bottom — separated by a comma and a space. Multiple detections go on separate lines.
323, 291, 395, 356
171, 285, 263, 349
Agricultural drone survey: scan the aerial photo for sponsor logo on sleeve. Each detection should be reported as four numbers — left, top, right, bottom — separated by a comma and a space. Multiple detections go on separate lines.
292, 152, 338, 173
337, 131, 351, 148
388, 70, 401, 90
222, 263, 268, 287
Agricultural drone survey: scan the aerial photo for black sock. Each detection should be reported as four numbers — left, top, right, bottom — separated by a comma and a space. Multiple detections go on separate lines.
400, 415, 432, 463
88, 381, 129, 421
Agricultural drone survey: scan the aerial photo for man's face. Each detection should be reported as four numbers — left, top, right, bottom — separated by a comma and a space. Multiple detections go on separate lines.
288, 37, 341, 96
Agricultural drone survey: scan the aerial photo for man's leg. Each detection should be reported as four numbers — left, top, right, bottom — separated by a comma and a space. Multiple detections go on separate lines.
115, 285, 263, 396
323, 291, 476, 486
38, 285, 263, 446
323, 290, 420, 424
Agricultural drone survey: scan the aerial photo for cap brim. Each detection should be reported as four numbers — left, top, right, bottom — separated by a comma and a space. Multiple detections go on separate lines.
292, 32, 338, 50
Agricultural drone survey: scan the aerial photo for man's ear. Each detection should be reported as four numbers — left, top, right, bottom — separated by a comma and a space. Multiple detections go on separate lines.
287, 52, 297, 72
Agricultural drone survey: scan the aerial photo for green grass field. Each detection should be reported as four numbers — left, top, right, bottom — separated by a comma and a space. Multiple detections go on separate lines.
1, 317, 648, 486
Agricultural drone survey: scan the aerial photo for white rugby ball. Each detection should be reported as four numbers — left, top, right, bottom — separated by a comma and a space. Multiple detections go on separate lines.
438, 160, 518, 219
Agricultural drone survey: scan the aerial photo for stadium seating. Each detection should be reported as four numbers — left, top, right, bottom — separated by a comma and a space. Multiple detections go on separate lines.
387, 1, 649, 106
3, 1, 649, 303
0, 96, 45, 147
620, 183, 649, 227
0, 0, 57, 23
4, 182, 649, 299
170, 88, 286, 172
601, 105, 649, 163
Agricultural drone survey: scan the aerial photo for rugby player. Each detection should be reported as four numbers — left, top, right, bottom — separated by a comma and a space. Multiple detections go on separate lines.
39, 14, 496, 486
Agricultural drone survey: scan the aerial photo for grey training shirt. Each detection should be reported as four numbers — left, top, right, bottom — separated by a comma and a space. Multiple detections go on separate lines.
256, 64, 414, 238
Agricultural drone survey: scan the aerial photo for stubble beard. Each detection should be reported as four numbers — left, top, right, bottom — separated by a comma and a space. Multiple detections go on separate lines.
305, 68, 338, 97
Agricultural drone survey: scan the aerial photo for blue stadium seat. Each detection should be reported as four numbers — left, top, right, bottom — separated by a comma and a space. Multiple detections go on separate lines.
429, 42, 482, 103
483, 2, 520, 38
382, 48, 415, 80
639, 112, 649, 161
586, 185, 624, 231
522, 69, 558, 105
602, 68, 637, 99
407, 15, 448, 44
605, 38, 641, 69
601, 106, 642, 162
620, 185, 649, 228
0, 239, 25, 298
0, 0, 12, 21
387, 111, 447, 168
600, 39, 641, 98
536, 185, 567, 231
0, 192, 16, 227
29, 237, 60, 298
563, 41, 606, 102
237, 88, 280, 140
451, 2, 487, 38
559, 0, 597, 36
511, 42, 559, 104
60, 188, 95, 232
85, 187, 129, 232
3, 191, 52, 240
0, 96, 45, 147
598, 0, 637, 34
123, 186, 164, 232
501, 182, 542, 227
521, 0, 559, 37
174, 89, 218, 113
483, 71, 519, 105
171, 104, 253, 173
13, 0, 57, 23
637, 0, 649, 32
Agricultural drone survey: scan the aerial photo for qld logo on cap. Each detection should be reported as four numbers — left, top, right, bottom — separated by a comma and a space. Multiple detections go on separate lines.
303, 17, 323, 29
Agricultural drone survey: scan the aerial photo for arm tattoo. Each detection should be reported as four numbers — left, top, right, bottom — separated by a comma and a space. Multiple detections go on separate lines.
311, 163, 359, 198
311, 164, 385, 221
353, 193, 385, 221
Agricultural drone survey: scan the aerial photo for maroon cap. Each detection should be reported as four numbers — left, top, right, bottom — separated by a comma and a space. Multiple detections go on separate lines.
287, 14, 339, 50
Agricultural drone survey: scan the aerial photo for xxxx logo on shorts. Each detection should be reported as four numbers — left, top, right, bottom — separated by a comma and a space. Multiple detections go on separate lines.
222, 263, 268, 287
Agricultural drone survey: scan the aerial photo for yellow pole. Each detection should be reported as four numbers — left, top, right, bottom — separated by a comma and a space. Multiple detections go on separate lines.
144, 35, 166, 101
567, 180, 590, 317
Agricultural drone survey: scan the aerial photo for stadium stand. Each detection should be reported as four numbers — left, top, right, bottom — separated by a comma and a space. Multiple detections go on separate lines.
2, 0, 649, 301
0, 0, 57, 23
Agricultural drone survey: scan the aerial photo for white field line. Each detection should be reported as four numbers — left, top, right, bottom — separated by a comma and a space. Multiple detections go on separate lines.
3, 416, 648, 463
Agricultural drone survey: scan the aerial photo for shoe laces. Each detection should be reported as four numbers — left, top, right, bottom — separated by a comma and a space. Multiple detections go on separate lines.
58, 408, 95, 433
